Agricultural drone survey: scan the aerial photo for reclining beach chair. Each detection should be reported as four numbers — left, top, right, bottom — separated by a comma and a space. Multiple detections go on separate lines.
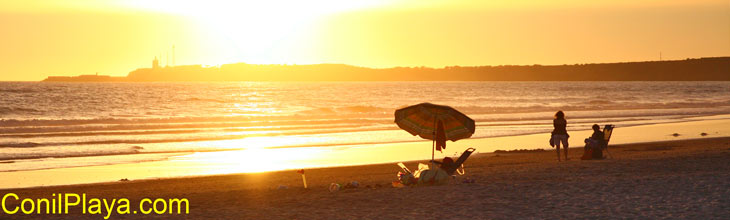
602, 124, 615, 158
395, 148, 476, 186
432, 148, 476, 175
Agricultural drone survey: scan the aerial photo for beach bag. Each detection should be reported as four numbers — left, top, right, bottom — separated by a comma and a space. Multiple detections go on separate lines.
581, 149, 593, 160
417, 168, 449, 185
591, 147, 603, 159
581, 142, 604, 160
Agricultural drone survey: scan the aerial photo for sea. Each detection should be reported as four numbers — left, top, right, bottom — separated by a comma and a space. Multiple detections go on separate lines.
2, 81, 730, 173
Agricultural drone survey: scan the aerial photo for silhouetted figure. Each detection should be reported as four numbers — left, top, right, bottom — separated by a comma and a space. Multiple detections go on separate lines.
589, 124, 604, 142
582, 124, 605, 159
551, 111, 569, 161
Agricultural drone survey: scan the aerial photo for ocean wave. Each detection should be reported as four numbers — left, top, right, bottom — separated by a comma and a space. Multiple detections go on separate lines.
295, 105, 390, 115
2, 105, 729, 137
0, 148, 141, 161
0, 107, 43, 115
0, 115, 385, 127
336, 105, 389, 113
0, 122, 391, 139
0, 129, 206, 138
587, 100, 614, 105
0, 151, 196, 172
0, 126, 397, 148
182, 97, 228, 103
455, 100, 730, 115
0, 137, 251, 148
0, 112, 707, 150
0, 118, 390, 135
2, 102, 730, 129
0, 88, 36, 93
296, 107, 336, 115
0, 142, 41, 148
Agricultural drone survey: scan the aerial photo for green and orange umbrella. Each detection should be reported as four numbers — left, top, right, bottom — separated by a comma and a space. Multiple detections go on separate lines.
394, 103, 476, 160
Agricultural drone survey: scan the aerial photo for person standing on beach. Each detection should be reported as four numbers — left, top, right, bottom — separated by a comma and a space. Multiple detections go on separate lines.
552, 111, 569, 161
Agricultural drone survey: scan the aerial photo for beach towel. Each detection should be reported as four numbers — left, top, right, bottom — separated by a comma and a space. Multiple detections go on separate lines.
435, 120, 446, 152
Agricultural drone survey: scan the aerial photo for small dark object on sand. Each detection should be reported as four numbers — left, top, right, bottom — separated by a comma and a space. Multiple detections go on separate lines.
343, 182, 359, 189
462, 177, 475, 184
700, 132, 708, 136
374, 183, 382, 188
119, 178, 129, 182
672, 133, 680, 137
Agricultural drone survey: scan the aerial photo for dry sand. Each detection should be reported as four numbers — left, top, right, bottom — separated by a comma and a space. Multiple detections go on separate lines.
2, 137, 729, 219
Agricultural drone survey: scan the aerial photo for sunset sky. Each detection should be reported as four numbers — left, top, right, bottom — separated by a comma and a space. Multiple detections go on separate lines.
1, 0, 728, 81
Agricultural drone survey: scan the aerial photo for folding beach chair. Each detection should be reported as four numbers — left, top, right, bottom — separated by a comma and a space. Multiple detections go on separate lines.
432, 148, 476, 175
602, 124, 615, 158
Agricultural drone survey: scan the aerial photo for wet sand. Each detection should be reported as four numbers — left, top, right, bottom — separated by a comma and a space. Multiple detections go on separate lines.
2, 137, 729, 219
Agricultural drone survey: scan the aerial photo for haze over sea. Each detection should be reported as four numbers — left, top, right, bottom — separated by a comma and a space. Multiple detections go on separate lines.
2, 81, 730, 174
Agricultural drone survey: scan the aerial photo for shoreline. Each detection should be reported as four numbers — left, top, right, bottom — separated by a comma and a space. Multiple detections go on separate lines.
5, 136, 730, 189
1, 114, 730, 190
1, 137, 728, 219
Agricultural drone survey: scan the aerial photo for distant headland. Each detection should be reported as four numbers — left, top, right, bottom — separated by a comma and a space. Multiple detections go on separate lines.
43, 57, 730, 82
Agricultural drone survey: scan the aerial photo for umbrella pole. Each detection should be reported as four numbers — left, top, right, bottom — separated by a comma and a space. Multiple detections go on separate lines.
432, 118, 437, 161
432, 139, 435, 161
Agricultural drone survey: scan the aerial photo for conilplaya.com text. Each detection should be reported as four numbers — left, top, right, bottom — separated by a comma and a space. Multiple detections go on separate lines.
2, 193, 189, 219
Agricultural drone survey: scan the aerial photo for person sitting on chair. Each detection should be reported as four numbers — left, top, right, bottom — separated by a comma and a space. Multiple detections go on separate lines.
430, 148, 475, 175
586, 124, 605, 147
583, 124, 605, 159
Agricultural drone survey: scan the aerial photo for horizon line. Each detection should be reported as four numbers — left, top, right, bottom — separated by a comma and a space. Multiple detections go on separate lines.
3, 55, 728, 82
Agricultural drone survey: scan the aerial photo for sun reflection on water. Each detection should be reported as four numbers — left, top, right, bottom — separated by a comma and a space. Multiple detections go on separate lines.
194, 135, 335, 150
177, 147, 327, 174
170, 136, 479, 176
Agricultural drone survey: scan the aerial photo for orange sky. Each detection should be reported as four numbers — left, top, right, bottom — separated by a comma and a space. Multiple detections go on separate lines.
1, 0, 728, 81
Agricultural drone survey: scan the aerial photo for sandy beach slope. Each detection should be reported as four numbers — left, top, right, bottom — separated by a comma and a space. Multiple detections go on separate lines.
1, 137, 729, 219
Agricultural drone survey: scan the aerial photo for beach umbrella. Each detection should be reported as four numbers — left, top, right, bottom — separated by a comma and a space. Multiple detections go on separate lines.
394, 103, 476, 160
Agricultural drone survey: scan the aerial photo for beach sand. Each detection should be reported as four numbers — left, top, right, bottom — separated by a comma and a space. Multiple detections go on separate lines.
2, 137, 729, 219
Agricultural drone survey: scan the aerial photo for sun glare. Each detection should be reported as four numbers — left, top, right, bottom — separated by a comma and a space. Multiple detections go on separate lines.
179, 147, 326, 174
122, 0, 391, 16
118, 0, 392, 65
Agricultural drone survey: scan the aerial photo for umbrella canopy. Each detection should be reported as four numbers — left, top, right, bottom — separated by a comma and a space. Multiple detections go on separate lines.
394, 103, 476, 142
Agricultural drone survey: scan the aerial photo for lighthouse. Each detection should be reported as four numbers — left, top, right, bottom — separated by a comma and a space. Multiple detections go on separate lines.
152, 56, 160, 69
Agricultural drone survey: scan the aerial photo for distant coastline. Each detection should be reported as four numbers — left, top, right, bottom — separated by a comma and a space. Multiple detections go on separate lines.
43, 74, 128, 82
43, 57, 730, 82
